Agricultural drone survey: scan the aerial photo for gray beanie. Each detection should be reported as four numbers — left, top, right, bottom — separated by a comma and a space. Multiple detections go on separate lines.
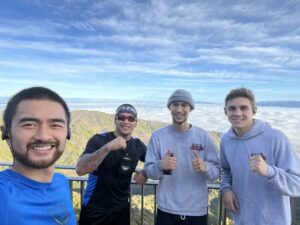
167, 89, 195, 109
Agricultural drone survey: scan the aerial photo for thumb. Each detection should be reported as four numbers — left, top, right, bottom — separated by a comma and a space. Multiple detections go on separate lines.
166, 148, 173, 156
193, 150, 200, 158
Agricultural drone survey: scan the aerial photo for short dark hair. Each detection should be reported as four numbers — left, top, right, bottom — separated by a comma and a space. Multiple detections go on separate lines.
3, 87, 70, 131
225, 87, 256, 109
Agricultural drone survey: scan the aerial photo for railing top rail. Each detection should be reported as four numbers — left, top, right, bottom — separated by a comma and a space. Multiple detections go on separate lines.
1, 161, 220, 188
0, 162, 77, 170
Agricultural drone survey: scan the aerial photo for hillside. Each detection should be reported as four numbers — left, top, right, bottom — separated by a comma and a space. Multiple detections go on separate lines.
0, 110, 221, 164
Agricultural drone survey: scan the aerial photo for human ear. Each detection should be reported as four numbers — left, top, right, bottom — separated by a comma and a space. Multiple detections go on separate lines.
253, 106, 257, 114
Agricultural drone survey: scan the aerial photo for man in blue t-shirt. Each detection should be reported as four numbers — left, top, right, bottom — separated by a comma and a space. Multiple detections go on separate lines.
0, 87, 76, 225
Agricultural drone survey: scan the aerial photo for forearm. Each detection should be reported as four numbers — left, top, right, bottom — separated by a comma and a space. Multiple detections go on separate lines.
267, 166, 300, 196
266, 140, 300, 196
205, 161, 220, 180
144, 161, 163, 179
76, 144, 110, 176
220, 169, 233, 194
204, 137, 220, 180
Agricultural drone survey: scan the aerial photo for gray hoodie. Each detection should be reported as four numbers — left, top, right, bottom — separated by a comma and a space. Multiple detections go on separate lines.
144, 125, 220, 216
221, 119, 300, 225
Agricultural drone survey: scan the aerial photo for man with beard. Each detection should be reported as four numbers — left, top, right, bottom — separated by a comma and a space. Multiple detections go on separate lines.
144, 89, 220, 225
0, 87, 76, 225
76, 104, 147, 225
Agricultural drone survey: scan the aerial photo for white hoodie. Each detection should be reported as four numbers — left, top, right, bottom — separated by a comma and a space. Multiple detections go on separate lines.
221, 119, 300, 225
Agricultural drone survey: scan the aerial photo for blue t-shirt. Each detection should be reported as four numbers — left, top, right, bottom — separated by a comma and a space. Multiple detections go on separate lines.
0, 169, 76, 225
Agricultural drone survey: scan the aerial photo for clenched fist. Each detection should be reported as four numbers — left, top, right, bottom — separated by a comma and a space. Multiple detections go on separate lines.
160, 149, 176, 171
249, 154, 268, 176
106, 136, 127, 152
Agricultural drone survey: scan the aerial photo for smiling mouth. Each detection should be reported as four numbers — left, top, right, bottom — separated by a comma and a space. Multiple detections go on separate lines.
28, 142, 57, 152
32, 145, 55, 151
232, 117, 244, 121
175, 115, 185, 120
233, 119, 243, 121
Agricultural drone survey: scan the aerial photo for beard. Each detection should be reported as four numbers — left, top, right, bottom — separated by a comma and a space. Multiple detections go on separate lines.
11, 140, 64, 169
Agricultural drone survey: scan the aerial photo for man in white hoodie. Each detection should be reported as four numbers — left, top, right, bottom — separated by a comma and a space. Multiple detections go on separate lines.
220, 87, 300, 225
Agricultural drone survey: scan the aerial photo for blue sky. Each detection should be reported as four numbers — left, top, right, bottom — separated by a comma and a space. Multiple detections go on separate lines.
0, 0, 299, 103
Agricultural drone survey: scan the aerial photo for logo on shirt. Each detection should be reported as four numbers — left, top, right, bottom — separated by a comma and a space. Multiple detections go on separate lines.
191, 144, 204, 151
48, 203, 71, 225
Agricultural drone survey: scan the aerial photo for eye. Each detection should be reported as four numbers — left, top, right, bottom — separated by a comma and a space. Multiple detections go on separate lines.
240, 106, 249, 111
20, 122, 36, 128
51, 123, 64, 129
227, 106, 236, 111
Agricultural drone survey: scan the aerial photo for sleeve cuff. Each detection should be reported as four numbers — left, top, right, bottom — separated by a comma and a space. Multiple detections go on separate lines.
266, 165, 276, 179
155, 161, 164, 175
205, 163, 213, 177
221, 187, 232, 195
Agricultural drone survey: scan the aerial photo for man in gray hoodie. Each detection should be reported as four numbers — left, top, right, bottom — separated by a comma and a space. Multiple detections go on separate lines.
144, 89, 220, 225
221, 87, 300, 225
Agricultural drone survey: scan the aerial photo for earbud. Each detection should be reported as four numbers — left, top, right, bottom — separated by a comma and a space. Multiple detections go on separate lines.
1, 127, 9, 140
253, 106, 257, 114
66, 127, 71, 140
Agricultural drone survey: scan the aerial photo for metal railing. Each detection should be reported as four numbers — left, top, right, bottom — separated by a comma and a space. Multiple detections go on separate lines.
66, 173, 223, 225
1, 162, 299, 225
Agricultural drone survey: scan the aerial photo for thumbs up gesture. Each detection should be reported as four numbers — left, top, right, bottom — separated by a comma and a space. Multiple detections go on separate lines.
160, 149, 176, 171
192, 150, 206, 172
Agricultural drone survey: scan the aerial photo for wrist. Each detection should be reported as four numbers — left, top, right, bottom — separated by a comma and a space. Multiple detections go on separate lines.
104, 143, 111, 153
96, 145, 110, 157
159, 160, 165, 171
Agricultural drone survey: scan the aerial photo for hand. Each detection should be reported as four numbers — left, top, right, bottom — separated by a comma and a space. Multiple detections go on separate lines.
160, 149, 176, 171
249, 154, 268, 176
192, 150, 206, 172
133, 170, 148, 184
222, 191, 239, 214
106, 136, 126, 152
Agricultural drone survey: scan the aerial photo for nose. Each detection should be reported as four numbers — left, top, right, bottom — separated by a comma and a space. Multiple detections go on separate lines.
233, 108, 243, 116
174, 105, 184, 112
34, 125, 52, 140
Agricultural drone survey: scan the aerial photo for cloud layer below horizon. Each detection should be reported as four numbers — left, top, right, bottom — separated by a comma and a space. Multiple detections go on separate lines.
68, 102, 300, 156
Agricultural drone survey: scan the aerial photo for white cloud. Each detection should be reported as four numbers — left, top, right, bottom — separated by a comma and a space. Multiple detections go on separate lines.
0, 0, 300, 101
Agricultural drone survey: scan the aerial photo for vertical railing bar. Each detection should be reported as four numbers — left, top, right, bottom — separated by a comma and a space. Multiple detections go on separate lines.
154, 184, 157, 224
69, 180, 73, 203
141, 184, 144, 225
129, 183, 132, 225
80, 180, 85, 206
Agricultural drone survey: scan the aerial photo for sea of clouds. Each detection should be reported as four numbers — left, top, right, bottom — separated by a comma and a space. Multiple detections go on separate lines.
68, 102, 300, 156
